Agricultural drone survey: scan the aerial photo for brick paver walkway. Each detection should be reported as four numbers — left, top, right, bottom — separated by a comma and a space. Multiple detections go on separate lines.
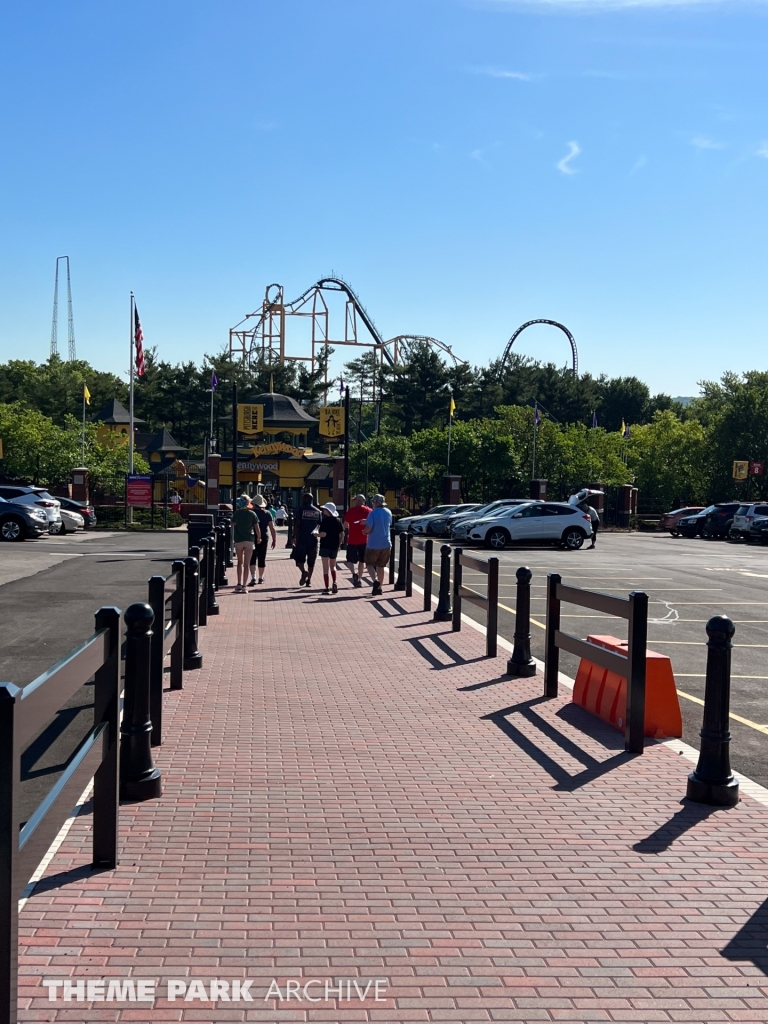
18, 551, 768, 1022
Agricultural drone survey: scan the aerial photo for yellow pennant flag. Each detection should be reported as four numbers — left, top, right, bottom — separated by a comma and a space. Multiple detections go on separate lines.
449, 396, 456, 417
84, 384, 91, 405
620, 418, 626, 435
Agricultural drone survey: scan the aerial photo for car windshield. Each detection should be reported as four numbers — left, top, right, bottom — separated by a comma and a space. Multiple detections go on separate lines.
425, 505, 452, 515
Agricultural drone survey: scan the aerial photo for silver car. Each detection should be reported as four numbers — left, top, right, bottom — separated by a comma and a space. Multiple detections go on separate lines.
451, 499, 532, 540
0, 485, 62, 534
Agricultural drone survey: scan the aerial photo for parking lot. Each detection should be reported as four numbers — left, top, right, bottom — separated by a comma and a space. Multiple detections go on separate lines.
412, 531, 768, 788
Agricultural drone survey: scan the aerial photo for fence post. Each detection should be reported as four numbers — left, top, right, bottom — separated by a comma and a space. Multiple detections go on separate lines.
452, 548, 462, 632
193, 541, 207, 627
206, 532, 219, 615
686, 616, 739, 806
182, 555, 203, 670
394, 532, 407, 591
544, 572, 561, 698
0, 683, 21, 1024
626, 591, 648, 755
423, 538, 433, 612
507, 566, 536, 677
223, 516, 234, 567
486, 557, 499, 659
216, 525, 228, 586
169, 560, 185, 690
433, 544, 452, 623
148, 576, 165, 748
389, 528, 396, 584
285, 509, 294, 549
405, 533, 413, 598
92, 606, 120, 869
120, 603, 162, 802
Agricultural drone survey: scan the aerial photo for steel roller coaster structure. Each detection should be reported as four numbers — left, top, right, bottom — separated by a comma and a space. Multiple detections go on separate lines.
228, 277, 578, 379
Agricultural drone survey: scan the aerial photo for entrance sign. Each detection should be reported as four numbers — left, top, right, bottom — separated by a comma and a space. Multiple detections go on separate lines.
126, 474, 153, 507
733, 461, 749, 481
251, 441, 305, 457
750, 461, 764, 476
237, 404, 264, 434
319, 406, 344, 438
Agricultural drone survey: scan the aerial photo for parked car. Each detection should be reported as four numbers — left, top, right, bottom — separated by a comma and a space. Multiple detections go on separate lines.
729, 502, 768, 541
659, 506, 705, 536
59, 507, 85, 533
701, 502, 742, 539
450, 499, 533, 540
469, 501, 593, 551
0, 495, 49, 541
0, 485, 62, 533
677, 506, 716, 538
394, 505, 457, 534
749, 518, 768, 544
56, 496, 97, 528
423, 504, 482, 537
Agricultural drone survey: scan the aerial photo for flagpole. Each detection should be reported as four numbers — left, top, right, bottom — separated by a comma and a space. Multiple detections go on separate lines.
446, 387, 453, 474
129, 292, 134, 475
532, 415, 537, 481
209, 388, 214, 447
81, 387, 86, 465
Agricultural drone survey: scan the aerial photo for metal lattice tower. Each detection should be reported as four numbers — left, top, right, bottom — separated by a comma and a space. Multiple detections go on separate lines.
50, 256, 76, 361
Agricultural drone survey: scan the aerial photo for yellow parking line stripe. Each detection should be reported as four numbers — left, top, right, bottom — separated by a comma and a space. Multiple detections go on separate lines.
676, 690, 768, 736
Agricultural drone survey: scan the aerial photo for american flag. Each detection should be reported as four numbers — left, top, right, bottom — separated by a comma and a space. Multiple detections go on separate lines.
134, 306, 145, 377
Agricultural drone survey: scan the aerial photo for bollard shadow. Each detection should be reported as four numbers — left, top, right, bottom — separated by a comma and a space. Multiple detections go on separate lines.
459, 676, 512, 692
722, 897, 768, 975
370, 598, 419, 617
28, 861, 109, 897
483, 696, 634, 791
633, 799, 721, 854
406, 633, 489, 671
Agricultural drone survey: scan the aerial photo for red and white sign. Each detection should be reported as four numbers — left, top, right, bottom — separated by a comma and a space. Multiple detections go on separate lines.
750, 462, 764, 476
126, 474, 153, 507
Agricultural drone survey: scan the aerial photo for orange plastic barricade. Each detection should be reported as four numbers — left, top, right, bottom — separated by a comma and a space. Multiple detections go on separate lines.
573, 634, 682, 739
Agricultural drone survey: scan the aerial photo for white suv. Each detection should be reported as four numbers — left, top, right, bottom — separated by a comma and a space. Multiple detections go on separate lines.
730, 502, 768, 541
0, 485, 62, 533
469, 501, 593, 550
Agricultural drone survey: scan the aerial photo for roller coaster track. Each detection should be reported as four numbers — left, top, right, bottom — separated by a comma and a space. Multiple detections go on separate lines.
499, 319, 578, 377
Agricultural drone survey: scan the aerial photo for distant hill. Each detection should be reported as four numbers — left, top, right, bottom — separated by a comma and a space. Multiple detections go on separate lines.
673, 397, 695, 407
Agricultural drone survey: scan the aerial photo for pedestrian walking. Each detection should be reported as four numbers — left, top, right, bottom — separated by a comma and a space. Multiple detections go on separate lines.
318, 503, 344, 594
363, 493, 393, 597
274, 503, 287, 526
292, 492, 322, 587
233, 495, 262, 593
342, 493, 371, 588
587, 505, 600, 548
248, 494, 277, 585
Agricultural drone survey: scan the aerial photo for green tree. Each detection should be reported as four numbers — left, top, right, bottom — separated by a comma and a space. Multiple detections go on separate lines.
626, 411, 708, 508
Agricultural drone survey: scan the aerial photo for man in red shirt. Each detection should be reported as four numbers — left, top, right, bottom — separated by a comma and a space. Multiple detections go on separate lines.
343, 494, 372, 588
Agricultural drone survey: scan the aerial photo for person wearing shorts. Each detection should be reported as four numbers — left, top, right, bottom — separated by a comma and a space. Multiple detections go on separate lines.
233, 496, 262, 593
318, 502, 344, 594
292, 492, 322, 587
343, 494, 371, 588
248, 494, 277, 585
363, 494, 393, 597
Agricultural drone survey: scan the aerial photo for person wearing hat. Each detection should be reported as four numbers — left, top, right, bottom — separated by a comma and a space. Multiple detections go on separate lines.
318, 502, 344, 594
343, 493, 372, 588
292, 491, 323, 587
363, 494, 392, 597
248, 494, 277, 586
233, 495, 262, 593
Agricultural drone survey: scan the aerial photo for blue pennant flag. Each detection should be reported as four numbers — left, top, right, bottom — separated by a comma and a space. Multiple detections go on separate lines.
211, 371, 218, 392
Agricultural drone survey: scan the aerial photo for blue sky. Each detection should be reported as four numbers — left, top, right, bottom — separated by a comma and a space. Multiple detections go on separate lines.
1, 0, 767, 396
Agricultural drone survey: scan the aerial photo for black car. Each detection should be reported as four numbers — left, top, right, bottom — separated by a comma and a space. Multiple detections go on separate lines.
749, 519, 768, 544
677, 505, 716, 538
701, 502, 741, 539
0, 495, 49, 541
56, 495, 97, 527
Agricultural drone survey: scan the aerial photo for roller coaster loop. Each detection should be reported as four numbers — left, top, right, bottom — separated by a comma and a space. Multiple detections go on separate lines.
499, 319, 578, 377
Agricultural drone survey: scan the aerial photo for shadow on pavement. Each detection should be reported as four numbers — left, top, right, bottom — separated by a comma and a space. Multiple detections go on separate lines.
633, 799, 724, 854
406, 633, 490, 671
721, 897, 768, 976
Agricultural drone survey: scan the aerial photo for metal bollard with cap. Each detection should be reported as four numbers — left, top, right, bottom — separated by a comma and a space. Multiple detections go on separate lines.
433, 544, 452, 622
206, 532, 219, 615
182, 555, 203, 670
120, 603, 162, 801
394, 532, 407, 591
686, 616, 739, 806
507, 566, 537, 677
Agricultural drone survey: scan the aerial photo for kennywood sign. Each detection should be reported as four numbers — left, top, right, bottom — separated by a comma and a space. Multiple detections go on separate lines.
250, 442, 306, 457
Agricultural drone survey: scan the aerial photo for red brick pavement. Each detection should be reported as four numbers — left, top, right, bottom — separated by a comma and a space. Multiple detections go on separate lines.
18, 551, 768, 1022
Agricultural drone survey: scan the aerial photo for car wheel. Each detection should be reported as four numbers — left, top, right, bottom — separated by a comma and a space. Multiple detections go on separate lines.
485, 527, 509, 550
0, 517, 25, 542
728, 529, 740, 542
562, 527, 585, 550
670, 529, 679, 537
700, 527, 712, 539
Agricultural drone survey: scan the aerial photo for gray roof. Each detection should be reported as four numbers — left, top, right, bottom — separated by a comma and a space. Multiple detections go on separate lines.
245, 393, 318, 428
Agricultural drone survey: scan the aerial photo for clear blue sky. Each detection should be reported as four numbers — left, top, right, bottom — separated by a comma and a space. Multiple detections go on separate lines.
1, 0, 767, 396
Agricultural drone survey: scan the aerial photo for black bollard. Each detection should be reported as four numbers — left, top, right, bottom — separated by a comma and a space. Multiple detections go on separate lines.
686, 616, 739, 806
388, 528, 396, 585
433, 544, 452, 622
169, 559, 185, 690
394, 532, 407, 591
285, 510, 294, 549
182, 555, 203, 670
507, 566, 537, 677
216, 525, 228, 586
206, 532, 219, 615
120, 603, 162, 801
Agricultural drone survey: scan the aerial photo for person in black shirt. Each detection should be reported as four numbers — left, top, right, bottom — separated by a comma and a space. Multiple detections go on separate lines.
292, 492, 323, 587
318, 502, 344, 594
248, 494, 277, 585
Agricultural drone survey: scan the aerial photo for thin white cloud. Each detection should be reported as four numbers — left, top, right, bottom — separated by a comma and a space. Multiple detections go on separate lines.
557, 141, 581, 175
630, 155, 648, 174
691, 135, 725, 150
469, 66, 532, 81
758, 142, 768, 159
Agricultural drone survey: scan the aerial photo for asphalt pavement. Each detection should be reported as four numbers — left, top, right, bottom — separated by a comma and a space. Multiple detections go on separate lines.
0, 528, 187, 823
412, 530, 768, 788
